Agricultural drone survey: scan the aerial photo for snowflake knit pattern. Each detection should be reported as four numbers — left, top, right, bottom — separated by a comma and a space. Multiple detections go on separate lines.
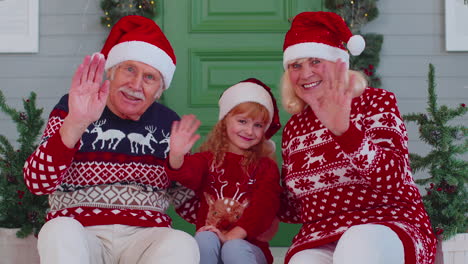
279, 87, 437, 264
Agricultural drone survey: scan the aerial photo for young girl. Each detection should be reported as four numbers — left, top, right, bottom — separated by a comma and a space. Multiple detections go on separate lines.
165, 78, 282, 264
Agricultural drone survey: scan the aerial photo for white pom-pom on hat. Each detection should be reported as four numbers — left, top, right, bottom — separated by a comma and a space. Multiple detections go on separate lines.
347, 35, 366, 56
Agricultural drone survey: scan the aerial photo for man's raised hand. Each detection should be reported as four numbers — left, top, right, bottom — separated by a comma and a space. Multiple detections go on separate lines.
60, 53, 110, 148
68, 53, 110, 127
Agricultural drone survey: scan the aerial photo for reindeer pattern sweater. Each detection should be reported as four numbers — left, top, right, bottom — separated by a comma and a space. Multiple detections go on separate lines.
166, 151, 282, 264
279, 88, 436, 264
23, 94, 179, 227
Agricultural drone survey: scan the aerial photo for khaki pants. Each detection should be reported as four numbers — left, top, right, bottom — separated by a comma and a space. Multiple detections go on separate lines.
38, 217, 200, 264
289, 224, 404, 264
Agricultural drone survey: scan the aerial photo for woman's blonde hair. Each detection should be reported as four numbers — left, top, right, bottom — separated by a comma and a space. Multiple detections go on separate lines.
281, 69, 306, 115
199, 102, 273, 170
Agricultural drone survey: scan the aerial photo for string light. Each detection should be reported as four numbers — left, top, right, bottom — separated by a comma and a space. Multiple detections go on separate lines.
100, 0, 157, 28
327, 0, 383, 88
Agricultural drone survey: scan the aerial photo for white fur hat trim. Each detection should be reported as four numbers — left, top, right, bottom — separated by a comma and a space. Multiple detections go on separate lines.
218, 82, 274, 126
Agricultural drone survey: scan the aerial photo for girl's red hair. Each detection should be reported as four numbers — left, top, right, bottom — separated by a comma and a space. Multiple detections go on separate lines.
199, 102, 273, 170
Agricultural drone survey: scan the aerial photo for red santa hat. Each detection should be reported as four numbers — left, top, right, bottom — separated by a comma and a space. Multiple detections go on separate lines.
283, 11, 365, 69
218, 78, 281, 140
100, 15, 176, 89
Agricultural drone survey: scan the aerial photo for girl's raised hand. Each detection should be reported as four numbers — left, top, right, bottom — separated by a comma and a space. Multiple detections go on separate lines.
169, 114, 201, 169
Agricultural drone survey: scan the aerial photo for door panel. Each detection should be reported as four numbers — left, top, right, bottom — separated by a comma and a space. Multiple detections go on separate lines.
191, 0, 292, 32
160, 0, 323, 246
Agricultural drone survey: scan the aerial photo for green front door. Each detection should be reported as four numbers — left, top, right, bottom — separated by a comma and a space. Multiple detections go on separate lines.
159, 0, 323, 246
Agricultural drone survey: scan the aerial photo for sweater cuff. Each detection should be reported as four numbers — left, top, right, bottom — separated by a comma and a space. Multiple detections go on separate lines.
332, 122, 365, 154
45, 132, 79, 164
164, 153, 186, 181
164, 153, 180, 172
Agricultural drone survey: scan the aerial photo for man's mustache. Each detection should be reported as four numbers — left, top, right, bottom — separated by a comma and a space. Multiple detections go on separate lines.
118, 86, 145, 100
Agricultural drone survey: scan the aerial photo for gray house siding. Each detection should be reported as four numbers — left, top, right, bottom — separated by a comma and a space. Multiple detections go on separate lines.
0, 0, 106, 143
363, 0, 468, 181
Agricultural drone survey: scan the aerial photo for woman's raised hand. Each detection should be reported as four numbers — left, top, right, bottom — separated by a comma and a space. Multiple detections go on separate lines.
309, 59, 357, 136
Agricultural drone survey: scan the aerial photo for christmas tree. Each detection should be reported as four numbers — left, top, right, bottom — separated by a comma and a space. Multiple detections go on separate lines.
325, 0, 383, 88
0, 90, 48, 238
403, 64, 468, 240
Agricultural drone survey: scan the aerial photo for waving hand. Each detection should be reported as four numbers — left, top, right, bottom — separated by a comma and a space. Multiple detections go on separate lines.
307, 59, 357, 136
60, 53, 110, 148
169, 114, 201, 169
68, 53, 110, 125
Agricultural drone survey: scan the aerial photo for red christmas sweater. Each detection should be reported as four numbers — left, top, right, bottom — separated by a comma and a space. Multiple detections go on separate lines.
165, 151, 282, 264
279, 88, 437, 264
23, 94, 180, 228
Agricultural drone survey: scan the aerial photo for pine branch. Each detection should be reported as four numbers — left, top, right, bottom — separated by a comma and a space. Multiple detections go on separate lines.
403, 64, 468, 240
324, 0, 383, 87
426, 64, 438, 121
0, 90, 48, 238
100, 0, 157, 28
0, 135, 16, 162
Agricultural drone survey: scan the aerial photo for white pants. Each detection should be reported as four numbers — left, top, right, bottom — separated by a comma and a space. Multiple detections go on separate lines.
289, 224, 404, 264
37, 217, 200, 264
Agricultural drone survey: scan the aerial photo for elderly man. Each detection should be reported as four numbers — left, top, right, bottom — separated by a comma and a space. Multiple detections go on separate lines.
23, 16, 199, 264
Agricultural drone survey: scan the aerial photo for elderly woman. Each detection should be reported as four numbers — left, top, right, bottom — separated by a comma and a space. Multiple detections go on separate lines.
277, 11, 437, 264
